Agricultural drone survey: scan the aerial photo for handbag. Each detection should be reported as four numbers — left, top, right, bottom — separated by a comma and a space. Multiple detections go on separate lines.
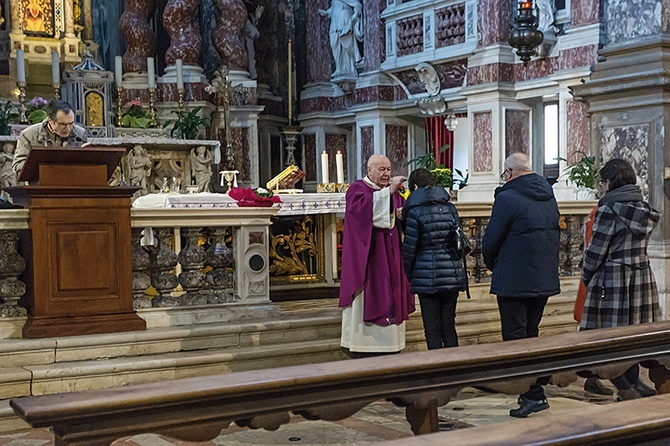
454, 225, 471, 299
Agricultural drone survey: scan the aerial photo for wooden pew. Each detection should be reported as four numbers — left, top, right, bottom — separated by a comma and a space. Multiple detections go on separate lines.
10, 321, 670, 446
379, 393, 670, 445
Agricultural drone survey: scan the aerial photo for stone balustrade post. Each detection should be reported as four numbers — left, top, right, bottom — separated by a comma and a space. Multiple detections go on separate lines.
131, 228, 152, 309
149, 227, 179, 307
177, 227, 207, 305
205, 227, 234, 303
0, 230, 27, 318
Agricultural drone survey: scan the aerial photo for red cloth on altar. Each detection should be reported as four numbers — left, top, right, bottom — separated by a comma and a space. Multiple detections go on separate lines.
338, 179, 415, 325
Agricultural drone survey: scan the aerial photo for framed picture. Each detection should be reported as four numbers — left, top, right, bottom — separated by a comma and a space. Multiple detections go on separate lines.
22, 0, 55, 37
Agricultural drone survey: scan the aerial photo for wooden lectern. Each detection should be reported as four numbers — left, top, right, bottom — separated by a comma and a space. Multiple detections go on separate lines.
6, 146, 146, 338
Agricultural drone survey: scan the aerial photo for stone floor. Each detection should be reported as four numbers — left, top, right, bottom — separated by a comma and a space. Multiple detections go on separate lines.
0, 376, 627, 446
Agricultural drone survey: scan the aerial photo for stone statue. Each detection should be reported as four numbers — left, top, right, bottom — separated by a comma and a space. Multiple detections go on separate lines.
191, 146, 214, 192
536, 0, 558, 34
127, 145, 152, 196
319, 0, 364, 79
242, 5, 263, 79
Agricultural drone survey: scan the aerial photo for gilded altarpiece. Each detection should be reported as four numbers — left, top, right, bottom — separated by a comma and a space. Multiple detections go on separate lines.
269, 215, 326, 285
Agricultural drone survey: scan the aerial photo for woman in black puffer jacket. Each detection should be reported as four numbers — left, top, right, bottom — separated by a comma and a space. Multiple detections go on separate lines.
402, 168, 467, 349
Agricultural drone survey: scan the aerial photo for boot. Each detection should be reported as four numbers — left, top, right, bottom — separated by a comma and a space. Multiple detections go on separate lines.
634, 380, 657, 397
616, 387, 642, 401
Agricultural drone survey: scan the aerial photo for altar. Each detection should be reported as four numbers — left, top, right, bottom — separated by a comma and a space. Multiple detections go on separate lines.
132, 192, 346, 301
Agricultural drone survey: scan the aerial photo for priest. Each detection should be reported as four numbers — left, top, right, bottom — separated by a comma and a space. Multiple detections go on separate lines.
339, 154, 414, 355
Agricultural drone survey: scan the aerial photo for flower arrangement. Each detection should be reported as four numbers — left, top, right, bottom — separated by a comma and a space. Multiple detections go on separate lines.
228, 187, 282, 207
26, 97, 48, 124
405, 145, 455, 188
121, 99, 151, 128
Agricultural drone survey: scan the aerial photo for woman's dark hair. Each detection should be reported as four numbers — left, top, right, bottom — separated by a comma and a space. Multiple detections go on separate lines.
408, 168, 436, 190
599, 158, 637, 192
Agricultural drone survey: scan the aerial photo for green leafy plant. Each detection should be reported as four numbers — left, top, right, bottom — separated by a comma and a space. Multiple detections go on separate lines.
406, 145, 454, 188
0, 101, 18, 135
163, 106, 208, 139
121, 99, 150, 128
26, 97, 48, 124
557, 151, 599, 189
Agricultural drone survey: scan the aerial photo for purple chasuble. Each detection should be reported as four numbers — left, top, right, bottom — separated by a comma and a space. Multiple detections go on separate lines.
339, 180, 415, 325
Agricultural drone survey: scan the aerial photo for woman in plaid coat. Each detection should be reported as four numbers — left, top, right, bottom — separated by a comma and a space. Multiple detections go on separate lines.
581, 158, 661, 400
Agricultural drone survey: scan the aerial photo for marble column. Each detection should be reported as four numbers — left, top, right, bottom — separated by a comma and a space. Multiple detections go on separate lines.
570, 0, 669, 314
211, 0, 248, 73
162, 0, 206, 102
119, 0, 157, 100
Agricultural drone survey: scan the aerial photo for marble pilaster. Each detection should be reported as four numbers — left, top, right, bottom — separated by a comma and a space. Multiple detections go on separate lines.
505, 109, 530, 156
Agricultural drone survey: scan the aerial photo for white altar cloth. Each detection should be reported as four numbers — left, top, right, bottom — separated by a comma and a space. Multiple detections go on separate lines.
132, 192, 345, 217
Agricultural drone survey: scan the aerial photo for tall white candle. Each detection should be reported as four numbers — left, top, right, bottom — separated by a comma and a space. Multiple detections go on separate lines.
336, 151, 344, 184
175, 59, 184, 90
114, 55, 123, 87
147, 57, 155, 88
51, 51, 60, 85
16, 49, 26, 83
321, 151, 329, 184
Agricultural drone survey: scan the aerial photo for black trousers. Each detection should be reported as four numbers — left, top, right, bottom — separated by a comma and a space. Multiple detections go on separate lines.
497, 295, 549, 401
419, 291, 459, 350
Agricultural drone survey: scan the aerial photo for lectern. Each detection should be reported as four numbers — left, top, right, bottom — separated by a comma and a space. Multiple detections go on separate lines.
6, 146, 146, 338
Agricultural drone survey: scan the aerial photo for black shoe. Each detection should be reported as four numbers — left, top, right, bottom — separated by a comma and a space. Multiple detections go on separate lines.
616, 388, 642, 401
509, 397, 549, 418
584, 377, 614, 396
634, 380, 657, 397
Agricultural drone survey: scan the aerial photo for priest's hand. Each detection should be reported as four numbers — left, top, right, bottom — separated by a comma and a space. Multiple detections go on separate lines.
388, 175, 406, 195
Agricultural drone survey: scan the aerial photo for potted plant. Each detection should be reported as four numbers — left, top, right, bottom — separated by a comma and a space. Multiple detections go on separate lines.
557, 151, 599, 199
163, 106, 209, 140
26, 97, 48, 124
0, 101, 18, 135
121, 99, 151, 129
406, 145, 453, 188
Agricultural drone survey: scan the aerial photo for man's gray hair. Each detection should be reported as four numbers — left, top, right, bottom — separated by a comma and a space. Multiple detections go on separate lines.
504, 152, 532, 172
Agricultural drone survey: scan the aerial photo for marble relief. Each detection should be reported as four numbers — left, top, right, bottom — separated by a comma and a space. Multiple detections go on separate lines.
606, 0, 661, 45
386, 125, 408, 177
566, 100, 590, 163
599, 124, 649, 193
303, 134, 317, 182
473, 112, 492, 172
505, 109, 530, 156
360, 126, 374, 177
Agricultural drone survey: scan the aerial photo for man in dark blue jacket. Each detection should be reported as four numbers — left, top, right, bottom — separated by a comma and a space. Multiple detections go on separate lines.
482, 152, 560, 418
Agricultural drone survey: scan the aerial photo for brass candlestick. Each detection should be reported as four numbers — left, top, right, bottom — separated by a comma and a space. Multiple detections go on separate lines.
53, 83, 61, 100
17, 82, 27, 124
148, 87, 157, 127
116, 86, 124, 127
177, 88, 184, 111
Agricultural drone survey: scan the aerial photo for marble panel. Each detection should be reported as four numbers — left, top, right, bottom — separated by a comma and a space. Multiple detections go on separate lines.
325, 134, 347, 182
513, 57, 558, 81
232, 127, 251, 181
363, 0, 384, 71
301, 96, 346, 114
606, 0, 661, 45
599, 124, 649, 192
572, 0, 601, 27
361, 126, 375, 177
557, 45, 599, 72
259, 96, 283, 116
386, 125, 408, 177
566, 100, 591, 163
473, 111, 493, 172
307, 0, 333, 83
505, 109, 530, 156
304, 133, 317, 182
466, 63, 514, 85
160, 82, 207, 102
478, 0, 513, 46
354, 85, 396, 103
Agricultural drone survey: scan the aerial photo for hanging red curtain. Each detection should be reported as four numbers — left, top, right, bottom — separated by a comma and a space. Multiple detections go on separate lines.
425, 116, 454, 169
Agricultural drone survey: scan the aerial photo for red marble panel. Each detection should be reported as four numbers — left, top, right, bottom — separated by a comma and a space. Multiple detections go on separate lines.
326, 133, 347, 182
363, 0, 384, 71
354, 85, 396, 104
566, 100, 591, 163
505, 109, 530, 156
307, 0, 332, 83
513, 56, 558, 81
572, 0, 600, 27
159, 82, 207, 102
303, 133, 317, 182
259, 97, 283, 117
473, 111, 492, 172
386, 125, 408, 177
221, 127, 250, 181
557, 45, 598, 72
466, 63, 514, 85
478, 0, 513, 46
361, 126, 375, 178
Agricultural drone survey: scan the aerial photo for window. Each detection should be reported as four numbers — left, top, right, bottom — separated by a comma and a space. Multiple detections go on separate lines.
543, 103, 559, 182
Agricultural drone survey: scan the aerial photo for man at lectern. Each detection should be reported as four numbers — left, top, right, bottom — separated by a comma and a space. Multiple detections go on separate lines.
12, 100, 88, 177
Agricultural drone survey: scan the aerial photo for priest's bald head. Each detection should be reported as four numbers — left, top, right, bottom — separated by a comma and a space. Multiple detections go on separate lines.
367, 154, 392, 188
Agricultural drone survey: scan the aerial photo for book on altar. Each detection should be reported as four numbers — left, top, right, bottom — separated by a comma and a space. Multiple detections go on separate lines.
266, 165, 305, 193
